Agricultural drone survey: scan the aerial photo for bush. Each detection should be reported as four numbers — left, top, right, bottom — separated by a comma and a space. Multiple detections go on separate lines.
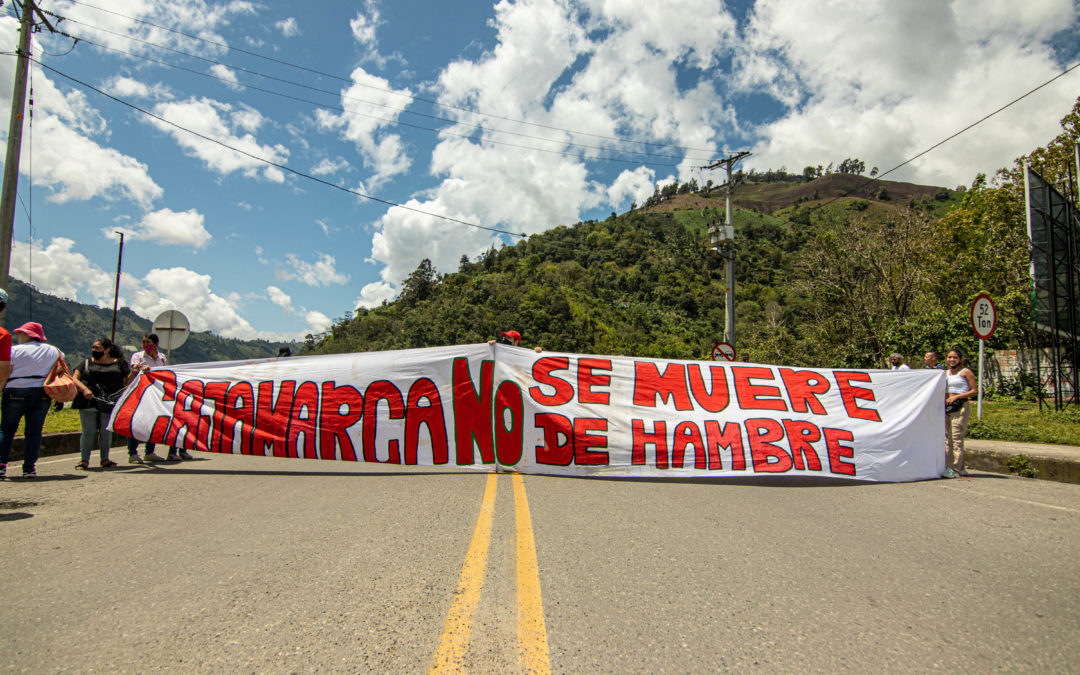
1006, 454, 1038, 478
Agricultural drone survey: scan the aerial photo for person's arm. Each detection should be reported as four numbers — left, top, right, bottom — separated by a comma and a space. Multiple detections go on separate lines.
0, 360, 10, 391
72, 365, 95, 398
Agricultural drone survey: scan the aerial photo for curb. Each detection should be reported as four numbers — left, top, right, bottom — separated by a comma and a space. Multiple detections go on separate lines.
9, 433, 1080, 485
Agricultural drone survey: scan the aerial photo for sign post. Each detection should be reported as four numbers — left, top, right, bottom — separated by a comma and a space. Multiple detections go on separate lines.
712, 341, 735, 362
152, 310, 191, 365
970, 294, 997, 420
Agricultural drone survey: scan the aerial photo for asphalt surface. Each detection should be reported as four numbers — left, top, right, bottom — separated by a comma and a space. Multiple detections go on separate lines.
2, 451, 1079, 672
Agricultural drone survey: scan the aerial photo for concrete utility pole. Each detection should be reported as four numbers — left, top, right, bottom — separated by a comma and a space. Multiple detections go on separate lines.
0, 0, 35, 318
703, 151, 750, 352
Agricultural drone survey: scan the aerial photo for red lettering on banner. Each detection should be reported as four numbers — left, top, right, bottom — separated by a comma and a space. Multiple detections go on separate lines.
577, 359, 611, 405
287, 382, 320, 459
405, 378, 448, 464
111, 371, 156, 437
573, 417, 608, 465
453, 357, 494, 465
671, 420, 706, 469
495, 381, 524, 465
779, 368, 829, 415
633, 362, 692, 410
165, 380, 207, 451
746, 417, 793, 472
632, 419, 668, 467
363, 380, 404, 464
224, 382, 255, 455
834, 372, 881, 422
529, 357, 573, 406
781, 419, 823, 470
254, 381, 295, 457
704, 420, 745, 470
733, 367, 788, 411
824, 427, 857, 475
534, 413, 573, 465
319, 382, 362, 461
202, 382, 229, 453
688, 364, 730, 412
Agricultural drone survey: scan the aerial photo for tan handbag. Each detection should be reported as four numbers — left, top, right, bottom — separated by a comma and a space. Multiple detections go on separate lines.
43, 357, 78, 402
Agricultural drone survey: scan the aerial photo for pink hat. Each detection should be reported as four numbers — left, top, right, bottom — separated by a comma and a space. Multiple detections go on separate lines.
14, 321, 46, 341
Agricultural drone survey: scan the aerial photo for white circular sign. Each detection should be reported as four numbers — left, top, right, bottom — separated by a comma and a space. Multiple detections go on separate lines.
712, 341, 735, 362
152, 309, 191, 351
970, 294, 996, 340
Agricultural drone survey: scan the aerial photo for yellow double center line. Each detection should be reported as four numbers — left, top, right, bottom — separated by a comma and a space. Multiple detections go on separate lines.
430, 472, 551, 674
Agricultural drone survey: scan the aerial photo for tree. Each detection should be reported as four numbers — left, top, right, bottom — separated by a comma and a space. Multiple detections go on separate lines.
399, 258, 438, 306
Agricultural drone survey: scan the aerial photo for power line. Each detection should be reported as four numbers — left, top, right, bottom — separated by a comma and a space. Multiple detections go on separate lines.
28, 57, 528, 239
41, 28, 696, 168
55, 0, 723, 156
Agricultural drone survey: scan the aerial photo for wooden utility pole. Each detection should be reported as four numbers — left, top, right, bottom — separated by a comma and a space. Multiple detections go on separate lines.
702, 150, 750, 353
0, 0, 35, 321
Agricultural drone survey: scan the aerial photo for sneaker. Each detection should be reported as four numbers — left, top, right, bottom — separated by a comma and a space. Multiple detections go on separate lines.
166, 452, 180, 461
128, 454, 144, 465
942, 468, 957, 479
144, 452, 164, 462
21, 469, 36, 479
178, 451, 194, 460
958, 468, 969, 477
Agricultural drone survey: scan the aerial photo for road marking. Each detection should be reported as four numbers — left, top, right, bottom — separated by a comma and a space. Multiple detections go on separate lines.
430, 471, 498, 673
941, 484, 1080, 514
513, 473, 551, 675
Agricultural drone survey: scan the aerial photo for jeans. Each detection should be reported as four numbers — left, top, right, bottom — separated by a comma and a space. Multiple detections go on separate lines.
0, 387, 52, 473
79, 409, 113, 463
127, 436, 157, 456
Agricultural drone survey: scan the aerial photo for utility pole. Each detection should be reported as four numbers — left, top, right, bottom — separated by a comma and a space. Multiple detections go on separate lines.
703, 150, 750, 353
0, 0, 52, 323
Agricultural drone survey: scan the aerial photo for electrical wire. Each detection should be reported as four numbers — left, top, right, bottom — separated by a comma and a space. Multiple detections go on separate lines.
42, 30, 693, 168
55, 0, 722, 156
29, 57, 527, 238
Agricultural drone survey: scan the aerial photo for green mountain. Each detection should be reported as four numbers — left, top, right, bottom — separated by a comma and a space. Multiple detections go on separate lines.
2, 277, 289, 367
309, 168, 997, 369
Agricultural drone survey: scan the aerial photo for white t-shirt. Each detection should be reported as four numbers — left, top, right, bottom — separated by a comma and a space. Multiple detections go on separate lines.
130, 349, 167, 370
8, 341, 63, 387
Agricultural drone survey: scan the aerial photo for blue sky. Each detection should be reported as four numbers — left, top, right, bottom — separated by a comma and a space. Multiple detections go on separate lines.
1, 0, 1078, 343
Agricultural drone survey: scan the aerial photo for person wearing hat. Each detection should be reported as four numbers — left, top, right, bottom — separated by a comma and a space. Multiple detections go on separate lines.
0, 288, 11, 392
488, 330, 542, 353
0, 322, 88, 479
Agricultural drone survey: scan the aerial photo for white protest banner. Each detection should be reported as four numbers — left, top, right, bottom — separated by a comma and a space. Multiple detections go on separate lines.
111, 344, 947, 482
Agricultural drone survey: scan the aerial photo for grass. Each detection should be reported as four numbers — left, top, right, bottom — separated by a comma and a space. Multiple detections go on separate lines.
16, 397, 1080, 448
968, 399, 1080, 446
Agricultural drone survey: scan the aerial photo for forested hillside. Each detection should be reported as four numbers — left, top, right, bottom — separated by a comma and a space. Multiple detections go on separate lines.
3, 277, 287, 366
311, 99, 1080, 370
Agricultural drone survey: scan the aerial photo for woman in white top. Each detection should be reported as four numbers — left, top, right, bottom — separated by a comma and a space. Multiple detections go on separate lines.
943, 348, 977, 478
0, 322, 89, 479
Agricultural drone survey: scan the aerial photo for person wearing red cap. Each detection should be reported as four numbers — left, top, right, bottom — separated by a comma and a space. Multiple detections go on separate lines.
488, 330, 542, 353
0, 322, 84, 479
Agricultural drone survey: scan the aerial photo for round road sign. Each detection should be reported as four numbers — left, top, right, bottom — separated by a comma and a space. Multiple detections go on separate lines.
152, 310, 191, 351
712, 341, 735, 362
970, 294, 996, 340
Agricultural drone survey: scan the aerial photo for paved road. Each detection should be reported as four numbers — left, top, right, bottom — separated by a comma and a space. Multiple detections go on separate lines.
2, 452, 1078, 672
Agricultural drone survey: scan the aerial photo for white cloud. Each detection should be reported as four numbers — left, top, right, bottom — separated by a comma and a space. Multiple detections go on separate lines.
357, 280, 396, 309
738, 0, 1080, 185
304, 310, 333, 334
276, 17, 299, 37
283, 253, 350, 287
316, 68, 413, 188
209, 64, 242, 91
111, 208, 212, 249
607, 166, 656, 210
150, 97, 288, 182
267, 285, 292, 309
311, 157, 352, 177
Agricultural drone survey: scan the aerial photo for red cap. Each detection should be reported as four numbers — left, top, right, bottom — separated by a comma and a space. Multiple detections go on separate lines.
500, 330, 522, 342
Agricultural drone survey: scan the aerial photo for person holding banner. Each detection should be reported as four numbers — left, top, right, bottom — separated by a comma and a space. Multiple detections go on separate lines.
489, 330, 542, 353
126, 333, 191, 463
943, 348, 977, 478
73, 338, 131, 470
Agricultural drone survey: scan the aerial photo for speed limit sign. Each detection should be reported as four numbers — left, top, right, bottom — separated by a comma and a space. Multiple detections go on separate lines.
971, 294, 996, 340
